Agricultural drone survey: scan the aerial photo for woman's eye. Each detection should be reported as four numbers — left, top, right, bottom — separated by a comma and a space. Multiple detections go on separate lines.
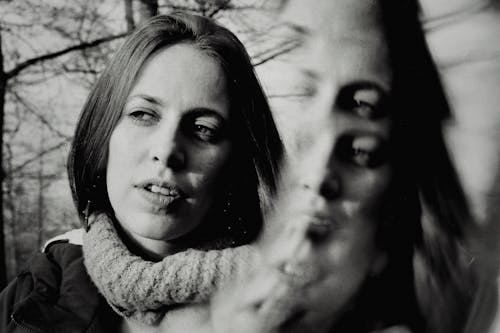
336, 135, 388, 168
190, 119, 223, 143
337, 86, 387, 119
353, 99, 376, 118
194, 124, 216, 140
127, 110, 157, 125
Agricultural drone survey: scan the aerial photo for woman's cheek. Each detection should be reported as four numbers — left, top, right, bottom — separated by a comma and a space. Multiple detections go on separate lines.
191, 142, 231, 170
305, 231, 377, 311
344, 166, 393, 213
188, 143, 232, 191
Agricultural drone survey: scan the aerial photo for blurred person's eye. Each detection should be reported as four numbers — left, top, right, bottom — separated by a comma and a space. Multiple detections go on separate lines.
337, 84, 388, 119
336, 134, 388, 168
352, 90, 379, 118
296, 69, 320, 99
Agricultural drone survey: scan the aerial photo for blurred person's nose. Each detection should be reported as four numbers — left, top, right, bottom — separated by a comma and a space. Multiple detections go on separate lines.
298, 97, 343, 202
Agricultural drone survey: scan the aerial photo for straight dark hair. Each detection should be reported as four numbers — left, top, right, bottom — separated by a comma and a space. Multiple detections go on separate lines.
67, 13, 284, 245
331, 1, 476, 332
374, 1, 476, 332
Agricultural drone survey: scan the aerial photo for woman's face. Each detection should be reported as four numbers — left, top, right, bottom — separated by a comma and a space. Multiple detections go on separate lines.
106, 43, 232, 256
258, 0, 395, 329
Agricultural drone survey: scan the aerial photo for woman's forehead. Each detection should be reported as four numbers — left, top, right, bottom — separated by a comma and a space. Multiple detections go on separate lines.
282, 0, 383, 36
283, 0, 392, 90
304, 35, 392, 91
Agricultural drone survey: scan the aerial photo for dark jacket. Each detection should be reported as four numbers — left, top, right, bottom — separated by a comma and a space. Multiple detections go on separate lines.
0, 242, 119, 332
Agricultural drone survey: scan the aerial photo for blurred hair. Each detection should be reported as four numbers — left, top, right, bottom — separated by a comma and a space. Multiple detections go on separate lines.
67, 13, 284, 246
358, 0, 476, 332
329, 1, 477, 332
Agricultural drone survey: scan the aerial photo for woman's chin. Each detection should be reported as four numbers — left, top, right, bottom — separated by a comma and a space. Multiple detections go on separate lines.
122, 212, 199, 245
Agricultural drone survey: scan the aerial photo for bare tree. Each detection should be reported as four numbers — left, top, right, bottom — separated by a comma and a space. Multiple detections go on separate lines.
124, 0, 136, 31
0, 30, 8, 288
137, 0, 159, 23
0, 0, 299, 288
0, 0, 129, 287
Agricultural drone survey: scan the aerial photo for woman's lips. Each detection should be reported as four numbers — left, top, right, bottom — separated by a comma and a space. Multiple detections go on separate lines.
304, 213, 338, 242
135, 182, 186, 211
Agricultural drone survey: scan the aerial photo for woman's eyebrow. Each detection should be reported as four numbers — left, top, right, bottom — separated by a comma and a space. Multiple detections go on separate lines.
345, 81, 389, 98
127, 94, 164, 106
187, 108, 227, 121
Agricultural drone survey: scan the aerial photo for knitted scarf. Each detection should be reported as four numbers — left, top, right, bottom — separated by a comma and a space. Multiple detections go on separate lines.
82, 213, 256, 325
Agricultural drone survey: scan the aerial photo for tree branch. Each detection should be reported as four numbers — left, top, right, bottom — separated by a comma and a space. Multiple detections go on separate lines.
208, 5, 225, 18
5, 32, 128, 79
207, 0, 232, 18
251, 39, 300, 67
158, 4, 199, 12
137, 0, 158, 23
124, 0, 135, 32
10, 90, 71, 140
61, 64, 100, 75
9, 140, 70, 175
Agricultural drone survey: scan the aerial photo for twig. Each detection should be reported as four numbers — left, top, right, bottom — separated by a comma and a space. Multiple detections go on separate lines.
5, 32, 127, 79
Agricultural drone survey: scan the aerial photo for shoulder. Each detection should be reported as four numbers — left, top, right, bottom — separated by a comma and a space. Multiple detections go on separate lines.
0, 238, 85, 309
42, 228, 84, 251
0, 230, 112, 332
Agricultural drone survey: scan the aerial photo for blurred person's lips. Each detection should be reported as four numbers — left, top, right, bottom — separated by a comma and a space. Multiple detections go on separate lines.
305, 212, 337, 242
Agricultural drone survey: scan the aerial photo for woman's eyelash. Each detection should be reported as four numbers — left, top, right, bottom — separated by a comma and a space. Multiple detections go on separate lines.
338, 95, 377, 114
188, 119, 224, 143
351, 147, 372, 166
194, 124, 215, 136
336, 85, 388, 119
127, 110, 157, 124
335, 135, 388, 168
352, 99, 378, 118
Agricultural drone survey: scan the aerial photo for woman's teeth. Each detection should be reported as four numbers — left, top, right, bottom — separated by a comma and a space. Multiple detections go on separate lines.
149, 185, 175, 196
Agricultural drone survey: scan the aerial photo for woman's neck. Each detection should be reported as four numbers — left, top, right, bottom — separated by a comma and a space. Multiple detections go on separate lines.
116, 223, 187, 261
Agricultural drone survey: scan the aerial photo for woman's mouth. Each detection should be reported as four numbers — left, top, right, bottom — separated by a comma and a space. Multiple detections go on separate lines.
304, 213, 339, 242
145, 184, 181, 196
136, 182, 186, 211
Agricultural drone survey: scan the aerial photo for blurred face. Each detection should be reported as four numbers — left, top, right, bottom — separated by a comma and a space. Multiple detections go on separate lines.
107, 43, 231, 256
225, 1, 395, 331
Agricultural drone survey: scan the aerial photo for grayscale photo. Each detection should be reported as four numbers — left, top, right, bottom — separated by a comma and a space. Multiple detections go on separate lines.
0, 0, 499, 332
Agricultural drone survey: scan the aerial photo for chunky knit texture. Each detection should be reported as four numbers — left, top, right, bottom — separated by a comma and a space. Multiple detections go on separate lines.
82, 213, 256, 325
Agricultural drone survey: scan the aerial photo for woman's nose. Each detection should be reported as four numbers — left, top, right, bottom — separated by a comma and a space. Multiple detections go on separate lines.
299, 151, 342, 201
149, 126, 186, 171
318, 168, 341, 200
300, 169, 341, 203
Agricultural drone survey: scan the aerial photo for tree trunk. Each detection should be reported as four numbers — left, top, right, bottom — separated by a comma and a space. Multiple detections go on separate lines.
124, 0, 135, 32
37, 126, 44, 250
0, 30, 8, 289
136, 0, 158, 24
5, 172, 19, 278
